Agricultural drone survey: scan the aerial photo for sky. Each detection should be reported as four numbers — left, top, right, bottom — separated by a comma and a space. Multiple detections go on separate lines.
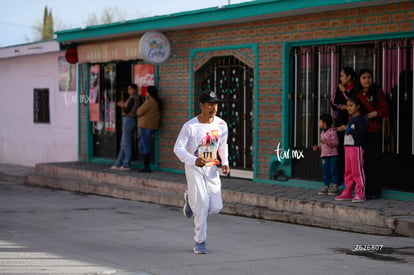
0, 0, 254, 47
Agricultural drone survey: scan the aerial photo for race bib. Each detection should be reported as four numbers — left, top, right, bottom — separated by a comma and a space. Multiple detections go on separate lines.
198, 145, 220, 167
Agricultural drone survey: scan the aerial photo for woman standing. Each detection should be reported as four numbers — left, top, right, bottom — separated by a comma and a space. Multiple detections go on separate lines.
137, 86, 163, 172
355, 69, 389, 199
110, 84, 141, 170
332, 67, 358, 187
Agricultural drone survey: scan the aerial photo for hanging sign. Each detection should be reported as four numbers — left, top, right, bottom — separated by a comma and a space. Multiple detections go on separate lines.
65, 47, 78, 64
139, 31, 171, 65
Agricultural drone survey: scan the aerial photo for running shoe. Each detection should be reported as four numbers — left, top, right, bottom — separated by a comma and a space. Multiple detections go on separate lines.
193, 241, 208, 254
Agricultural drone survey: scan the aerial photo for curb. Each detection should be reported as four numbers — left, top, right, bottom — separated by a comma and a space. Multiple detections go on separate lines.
23, 163, 414, 237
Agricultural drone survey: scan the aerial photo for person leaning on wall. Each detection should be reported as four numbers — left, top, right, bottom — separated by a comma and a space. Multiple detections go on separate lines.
136, 85, 163, 172
354, 68, 389, 199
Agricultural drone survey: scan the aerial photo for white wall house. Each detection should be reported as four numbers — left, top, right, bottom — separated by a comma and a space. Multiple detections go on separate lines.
0, 40, 78, 166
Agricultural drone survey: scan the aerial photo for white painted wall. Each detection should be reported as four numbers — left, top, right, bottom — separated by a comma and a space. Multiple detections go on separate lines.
0, 41, 78, 166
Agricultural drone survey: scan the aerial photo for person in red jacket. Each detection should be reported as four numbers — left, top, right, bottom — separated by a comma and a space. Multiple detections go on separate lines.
354, 69, 389, 199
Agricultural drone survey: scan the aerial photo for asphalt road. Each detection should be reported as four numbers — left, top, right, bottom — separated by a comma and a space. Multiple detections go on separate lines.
1, 179, 413, 275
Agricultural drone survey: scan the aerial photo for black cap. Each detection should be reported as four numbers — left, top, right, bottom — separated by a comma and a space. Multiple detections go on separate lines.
199, 90, 221, 103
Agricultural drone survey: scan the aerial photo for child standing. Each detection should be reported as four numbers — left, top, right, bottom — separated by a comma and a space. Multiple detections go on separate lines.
335, 97, 367, 202
313, 114, 339, 196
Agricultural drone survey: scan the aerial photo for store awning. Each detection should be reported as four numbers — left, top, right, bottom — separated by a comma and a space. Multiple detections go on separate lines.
77, 37, 141, 63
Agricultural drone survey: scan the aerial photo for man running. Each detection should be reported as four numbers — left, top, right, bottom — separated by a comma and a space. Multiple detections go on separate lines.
174, 89, 230, 254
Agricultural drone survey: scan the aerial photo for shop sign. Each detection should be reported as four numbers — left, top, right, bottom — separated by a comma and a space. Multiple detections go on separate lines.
134, 64, 155, 97
78, 38, 141, 63
58, 56, 76, 92
65, 47, 78, 64
139, 31, 171, 65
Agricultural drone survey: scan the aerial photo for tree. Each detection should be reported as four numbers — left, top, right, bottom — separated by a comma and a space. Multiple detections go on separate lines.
85, 7, 148, 26
30, 6, 70, 43
28, 6, 147, 43
41, 6, 54, 40
86, 7, 126, 26
30, 6, 54, 42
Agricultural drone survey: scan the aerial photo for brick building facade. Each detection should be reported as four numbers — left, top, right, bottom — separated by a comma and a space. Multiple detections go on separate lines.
57, 0, 414, 195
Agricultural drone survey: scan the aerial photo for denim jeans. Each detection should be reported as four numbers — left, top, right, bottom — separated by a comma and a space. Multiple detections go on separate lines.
115, 116, 137, 168
138, 127, 155, 154
321, 155, 339, 186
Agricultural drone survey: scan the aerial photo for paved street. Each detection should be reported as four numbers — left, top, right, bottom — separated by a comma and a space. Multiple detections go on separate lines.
1, 179, 414, 275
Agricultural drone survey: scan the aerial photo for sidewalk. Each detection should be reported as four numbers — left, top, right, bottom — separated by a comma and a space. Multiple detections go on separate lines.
1, 161, 414, 237
0, 162, 34, 183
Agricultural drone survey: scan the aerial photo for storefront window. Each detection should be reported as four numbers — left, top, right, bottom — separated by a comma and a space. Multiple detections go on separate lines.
290, 38, 414, 192
84, 61, 156, 161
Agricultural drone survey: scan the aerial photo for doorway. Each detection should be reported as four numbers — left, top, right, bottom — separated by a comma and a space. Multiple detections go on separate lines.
92, 61, 133, 160
196, 56, 254, 177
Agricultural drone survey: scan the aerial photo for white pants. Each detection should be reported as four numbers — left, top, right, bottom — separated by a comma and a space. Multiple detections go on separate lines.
184, 164, 223, 243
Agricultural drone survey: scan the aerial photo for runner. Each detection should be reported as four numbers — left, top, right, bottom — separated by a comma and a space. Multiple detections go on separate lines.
174, 89, 230, 254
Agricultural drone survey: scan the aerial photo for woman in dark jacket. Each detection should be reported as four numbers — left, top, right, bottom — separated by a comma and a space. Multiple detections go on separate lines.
354, 68, 389, 199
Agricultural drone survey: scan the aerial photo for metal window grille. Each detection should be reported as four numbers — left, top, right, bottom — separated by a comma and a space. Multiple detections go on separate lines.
33, 88, 50, 123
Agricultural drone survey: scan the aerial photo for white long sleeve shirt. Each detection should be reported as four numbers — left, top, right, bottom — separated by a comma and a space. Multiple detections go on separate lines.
174, 116, 229, 167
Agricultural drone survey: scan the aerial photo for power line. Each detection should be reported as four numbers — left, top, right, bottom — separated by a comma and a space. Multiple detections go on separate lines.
0, 20, 35, 29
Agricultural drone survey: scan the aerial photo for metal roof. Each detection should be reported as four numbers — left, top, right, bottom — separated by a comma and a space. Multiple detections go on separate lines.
0, 40, 60, 58
56, 0, 409, 44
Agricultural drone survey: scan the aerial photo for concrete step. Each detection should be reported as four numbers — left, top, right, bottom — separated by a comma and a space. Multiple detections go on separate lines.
221, 190, 393, 230
26, 172, 184, 207
0, 164, 34, 184
393, 216, 414, 237
223, 203, 393, 235
24, 163, 412, 237
33, 163, 186, 195
0, 172, 26, 184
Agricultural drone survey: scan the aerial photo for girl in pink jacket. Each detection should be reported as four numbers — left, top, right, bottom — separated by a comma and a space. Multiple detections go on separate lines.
313, 114, 340, 195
